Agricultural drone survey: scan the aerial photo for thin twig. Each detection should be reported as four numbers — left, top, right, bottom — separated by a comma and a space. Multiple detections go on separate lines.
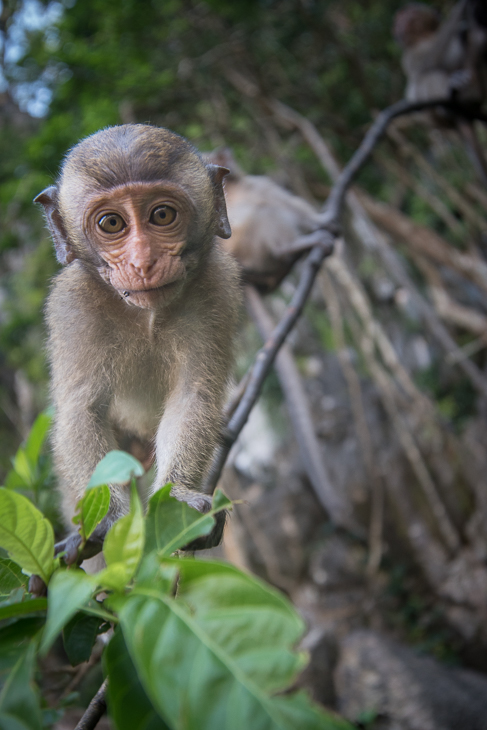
74, 679, 107, 730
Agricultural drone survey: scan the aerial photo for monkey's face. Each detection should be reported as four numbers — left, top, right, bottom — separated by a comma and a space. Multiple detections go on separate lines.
393, 5, 440, 48
83, 182, 194, 310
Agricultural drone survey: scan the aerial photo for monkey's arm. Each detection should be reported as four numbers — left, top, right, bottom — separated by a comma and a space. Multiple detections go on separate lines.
152, 368, 228, 548
45, 272, 133, 562
420, 0, 468, 70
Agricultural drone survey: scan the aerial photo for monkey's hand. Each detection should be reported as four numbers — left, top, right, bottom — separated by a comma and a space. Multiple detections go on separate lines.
54, 529, 105, 566
170, 487, 227, 550
28, 529, 105, 596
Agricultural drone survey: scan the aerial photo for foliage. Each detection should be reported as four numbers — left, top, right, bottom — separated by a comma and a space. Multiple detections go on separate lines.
0, 441, 351, 729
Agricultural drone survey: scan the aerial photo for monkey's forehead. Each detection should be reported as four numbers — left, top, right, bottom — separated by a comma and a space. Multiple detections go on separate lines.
60, 124, 210, 191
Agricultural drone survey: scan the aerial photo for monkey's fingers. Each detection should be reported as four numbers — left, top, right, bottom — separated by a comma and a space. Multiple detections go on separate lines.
55, 531, 105, 566
55, 533, 83, 565
171, 488, 227, 550
28, 574, 48, 597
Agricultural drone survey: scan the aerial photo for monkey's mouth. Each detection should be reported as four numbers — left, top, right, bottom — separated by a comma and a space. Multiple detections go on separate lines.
122, 281, 179, 296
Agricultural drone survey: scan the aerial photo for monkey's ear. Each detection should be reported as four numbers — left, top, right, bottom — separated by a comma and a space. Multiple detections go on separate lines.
34, 186, 76, 265
207, 164, 232, 240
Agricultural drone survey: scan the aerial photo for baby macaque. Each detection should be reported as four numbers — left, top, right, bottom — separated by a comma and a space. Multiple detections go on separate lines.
35, 125, 240, 565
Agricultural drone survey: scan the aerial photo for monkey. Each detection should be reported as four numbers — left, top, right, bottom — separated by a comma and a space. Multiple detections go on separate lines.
34, 124, 240, 568
207, 148, 326, 293
394, 1, 487, 184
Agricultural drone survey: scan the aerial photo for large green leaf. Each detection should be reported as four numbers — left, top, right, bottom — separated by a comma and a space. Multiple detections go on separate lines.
104, 628, 170, 730
145, 486, 215, 556
0, 642, 42, 730
99, 488, 145, 591
175, 559, 305, 693
87, 451, 144, 489
120, 562, 349, 730
0, 489, 55, 584
0, 558, 25, 594
41, 569, 96, 654
73, 484, 110, 540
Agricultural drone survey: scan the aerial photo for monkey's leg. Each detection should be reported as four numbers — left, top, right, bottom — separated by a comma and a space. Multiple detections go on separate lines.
152, 376, 228, 549
245, 285, 356, 531
457, 119, 487, 187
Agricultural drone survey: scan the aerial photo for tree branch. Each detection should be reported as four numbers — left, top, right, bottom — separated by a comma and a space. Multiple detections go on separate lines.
74, 679, 107, 730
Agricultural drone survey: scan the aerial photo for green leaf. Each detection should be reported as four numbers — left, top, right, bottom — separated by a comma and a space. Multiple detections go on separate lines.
175, 559, 305, 693
63, 613, 109, 666
0, 558, 25, 594
0, 598, 47, 622
145, 486, 214, 556
0, 618, 44, 682
212, 488, 232, 512
74, 484, 110, 540
0, 642, 42, 730
41, 569, 95, 654
120, 562, 349, 730
87, 451, 144, 489
0, 488, 55, 584
104, 628, 170, 730
24, 412, 52, 467
3, 470, 27, 491
136, 553, 178, 594
272, 692, 353, 730
12, 450, 33, 487
98, 488, 145, 591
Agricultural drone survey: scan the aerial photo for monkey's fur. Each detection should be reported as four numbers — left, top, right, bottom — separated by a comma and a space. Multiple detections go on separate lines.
36, 125, 240, 566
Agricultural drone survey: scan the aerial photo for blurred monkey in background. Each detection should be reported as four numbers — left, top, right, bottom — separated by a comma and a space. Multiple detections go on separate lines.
394, 0, 487, 184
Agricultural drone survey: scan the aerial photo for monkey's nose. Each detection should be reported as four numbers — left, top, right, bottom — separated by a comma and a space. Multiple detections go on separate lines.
132, 259, 157, 276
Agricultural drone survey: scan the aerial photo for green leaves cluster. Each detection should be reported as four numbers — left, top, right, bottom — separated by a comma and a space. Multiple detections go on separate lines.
0, 447, 350, 730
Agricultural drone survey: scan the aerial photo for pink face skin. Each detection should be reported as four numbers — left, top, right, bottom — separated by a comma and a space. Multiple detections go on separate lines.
83, 182, 195, 310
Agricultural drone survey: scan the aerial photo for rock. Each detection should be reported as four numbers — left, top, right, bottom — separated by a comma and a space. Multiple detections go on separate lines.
335, 630, 487, 730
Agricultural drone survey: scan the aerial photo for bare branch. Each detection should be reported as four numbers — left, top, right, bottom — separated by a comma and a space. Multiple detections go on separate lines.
74, 679, 107, 730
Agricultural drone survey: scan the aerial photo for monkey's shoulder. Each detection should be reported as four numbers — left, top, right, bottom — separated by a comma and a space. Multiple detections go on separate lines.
46, 263, 126, 339
196, 245, 242, 314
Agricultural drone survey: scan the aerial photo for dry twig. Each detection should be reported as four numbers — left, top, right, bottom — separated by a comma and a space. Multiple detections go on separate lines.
74, 679, 107, 730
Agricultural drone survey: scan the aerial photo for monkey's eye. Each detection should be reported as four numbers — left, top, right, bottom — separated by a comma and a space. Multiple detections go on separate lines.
150, 205, 177, 226
98, 214, 126, 234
